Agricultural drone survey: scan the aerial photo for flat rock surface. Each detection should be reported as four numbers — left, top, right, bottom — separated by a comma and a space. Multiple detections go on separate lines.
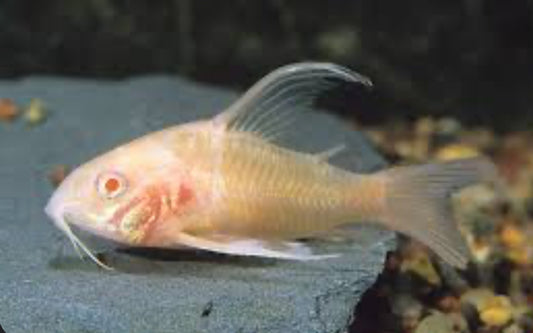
0, 76, 394, 333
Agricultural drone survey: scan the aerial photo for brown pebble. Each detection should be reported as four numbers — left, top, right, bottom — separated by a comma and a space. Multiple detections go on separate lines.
437, 295, 461, 313
402, 315, 419, 332
503, 323, 524, 333
48, 165, 70, 187
391, 293, 423, 331
0, 98, 19, 122
414, 311, 455, 333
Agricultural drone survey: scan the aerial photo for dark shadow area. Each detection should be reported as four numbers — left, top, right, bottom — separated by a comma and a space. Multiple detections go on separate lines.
116, 246, 277, 266
349, 265, 396, 333
48, 247, 278, 276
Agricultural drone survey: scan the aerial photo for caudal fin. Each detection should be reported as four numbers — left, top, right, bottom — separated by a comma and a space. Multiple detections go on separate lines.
379, 157, 498, 269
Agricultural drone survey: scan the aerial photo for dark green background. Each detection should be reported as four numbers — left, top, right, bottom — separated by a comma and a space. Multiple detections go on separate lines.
1, 0, 532, 130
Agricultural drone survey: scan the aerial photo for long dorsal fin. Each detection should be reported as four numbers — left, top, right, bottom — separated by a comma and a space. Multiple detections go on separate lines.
214, 62, 373, 142
313, 143, 347, 162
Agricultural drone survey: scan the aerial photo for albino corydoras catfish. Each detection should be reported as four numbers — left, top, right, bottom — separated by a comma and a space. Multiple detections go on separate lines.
45, 62, 497, 270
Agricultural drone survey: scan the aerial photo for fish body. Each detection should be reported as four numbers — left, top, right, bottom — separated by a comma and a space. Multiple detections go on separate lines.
162, 125, 382, 241
45, 63, 498, 269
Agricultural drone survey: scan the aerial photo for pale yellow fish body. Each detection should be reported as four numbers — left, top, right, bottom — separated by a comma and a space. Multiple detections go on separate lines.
163, 125, 382, 240
45, 62, 498, 270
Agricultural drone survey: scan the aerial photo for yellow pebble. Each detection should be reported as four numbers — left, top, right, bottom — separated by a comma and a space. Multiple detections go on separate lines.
401, 251, 441, 286
479, 295, 513, 327
435, 143, 480, 161
500, 225, 525, 249
24, 98, 47, 126
506, 246, 530, 266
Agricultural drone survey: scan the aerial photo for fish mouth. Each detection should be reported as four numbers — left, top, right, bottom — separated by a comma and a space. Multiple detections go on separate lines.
45, 201, 114, 270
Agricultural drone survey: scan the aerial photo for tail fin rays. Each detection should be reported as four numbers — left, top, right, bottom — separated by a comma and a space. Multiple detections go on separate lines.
379, 157, 498, 268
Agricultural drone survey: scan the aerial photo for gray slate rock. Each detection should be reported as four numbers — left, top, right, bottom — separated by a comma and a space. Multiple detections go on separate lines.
0, 76, 394, 333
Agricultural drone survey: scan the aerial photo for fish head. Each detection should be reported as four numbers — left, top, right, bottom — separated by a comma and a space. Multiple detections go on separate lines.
45, 135, 183, 256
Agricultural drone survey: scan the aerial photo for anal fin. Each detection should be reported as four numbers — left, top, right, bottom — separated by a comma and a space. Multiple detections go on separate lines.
175, 233, 339, 261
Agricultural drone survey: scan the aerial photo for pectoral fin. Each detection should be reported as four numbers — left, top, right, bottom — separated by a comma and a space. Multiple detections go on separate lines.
175, 232, 339, 261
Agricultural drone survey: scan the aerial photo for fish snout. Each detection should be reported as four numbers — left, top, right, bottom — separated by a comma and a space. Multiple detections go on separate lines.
44, 193, 67, 228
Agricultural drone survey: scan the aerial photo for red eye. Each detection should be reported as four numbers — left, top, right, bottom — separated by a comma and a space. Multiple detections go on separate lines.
105, 178, 120, 193
97, 172, 128, 199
